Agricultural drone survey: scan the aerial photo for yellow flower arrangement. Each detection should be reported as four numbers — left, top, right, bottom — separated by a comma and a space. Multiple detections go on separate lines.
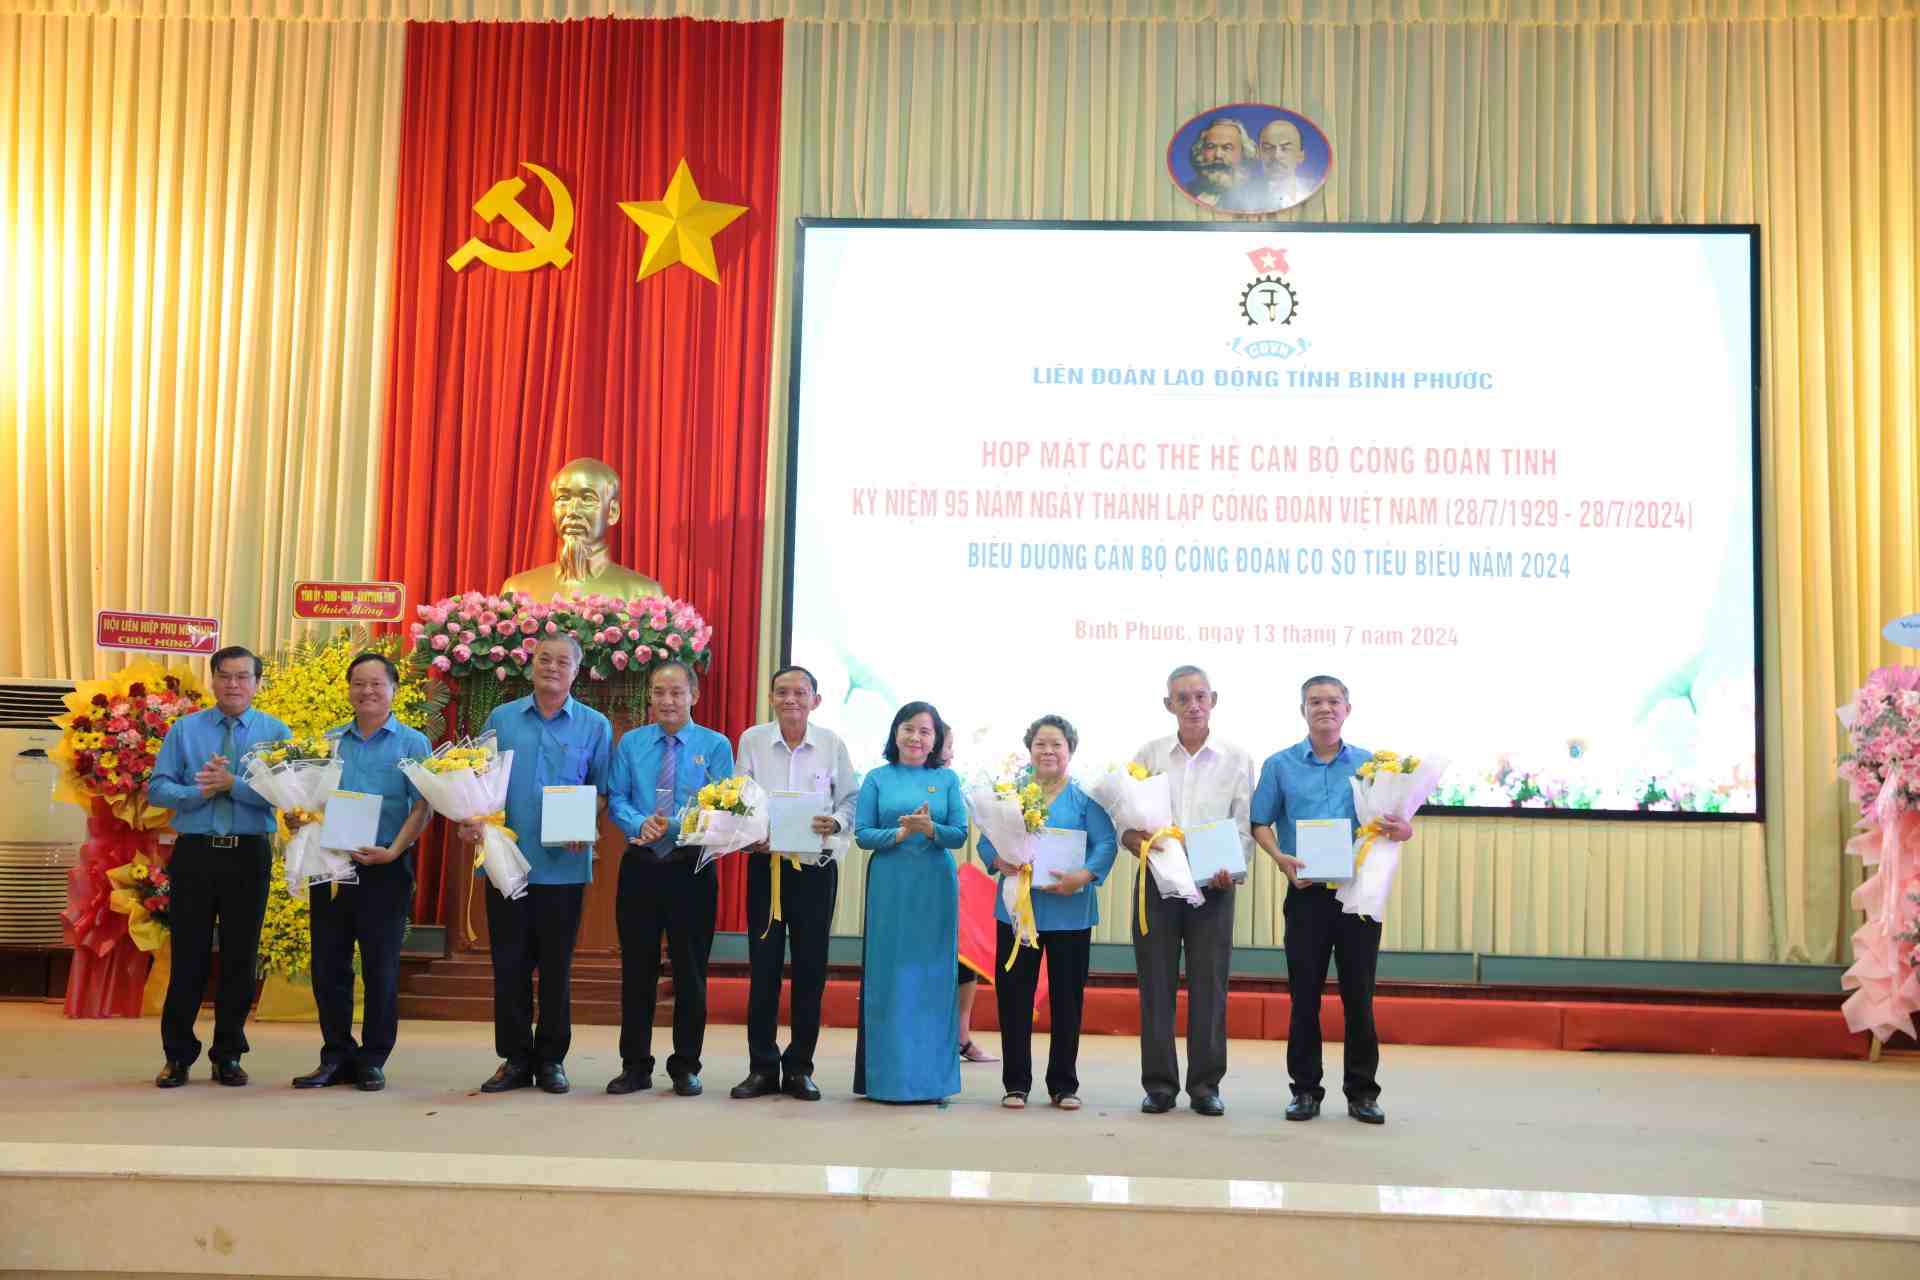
1127, 761, 1153, 781
1018, 780, 1048, 832
49, 661, 209, 828
256, 854, 311, 978
1356, 751, 1421, 781
256, 735, 335, 766
681, 775, 752, 834
420, 745, 493, 774
251, 628, 429, 741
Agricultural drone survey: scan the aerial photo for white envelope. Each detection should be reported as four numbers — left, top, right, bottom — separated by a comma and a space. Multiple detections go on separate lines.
1030, 827, 1088, 886
318, 790, 380, 852
769, 789, 830, 856
541, 785, 599, 846
1183, 818, 1246, 883
1296, 817, 1355, 882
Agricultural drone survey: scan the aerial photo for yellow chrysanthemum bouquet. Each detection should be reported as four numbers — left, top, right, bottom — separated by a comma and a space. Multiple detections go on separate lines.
967, 758, 1055, 955
241, 734, 356, 900
677, 774, 769, 872
1088, 762, 1203, 913
1338, 749, 1448, 923
400, 734, 528, 903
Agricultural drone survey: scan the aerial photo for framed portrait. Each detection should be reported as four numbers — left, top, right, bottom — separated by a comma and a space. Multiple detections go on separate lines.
1166, 103, 1332, 215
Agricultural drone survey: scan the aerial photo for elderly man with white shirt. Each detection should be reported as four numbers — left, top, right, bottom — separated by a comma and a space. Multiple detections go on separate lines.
1119, 665, 1254, 1118
729, 665, 859, 1102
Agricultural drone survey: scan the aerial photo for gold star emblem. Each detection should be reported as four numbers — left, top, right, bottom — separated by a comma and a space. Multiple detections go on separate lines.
618, 159, 747, 284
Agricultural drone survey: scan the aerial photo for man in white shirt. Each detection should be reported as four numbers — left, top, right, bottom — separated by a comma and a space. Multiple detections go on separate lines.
1120, 665, 1254, 1117
730, 665, 859, 1102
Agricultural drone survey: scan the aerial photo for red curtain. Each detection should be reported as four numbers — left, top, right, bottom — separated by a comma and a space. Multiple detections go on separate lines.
376, 18, 783, 931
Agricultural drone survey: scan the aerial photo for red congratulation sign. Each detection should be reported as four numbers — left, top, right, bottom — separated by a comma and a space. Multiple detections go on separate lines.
293, 580, 406, 623
96, 610, 221, 655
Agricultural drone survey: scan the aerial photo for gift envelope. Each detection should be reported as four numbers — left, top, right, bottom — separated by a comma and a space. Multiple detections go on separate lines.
1030, 827, 1088, 886
1183, 818, 1246, 884
1296, 818, 1355, 882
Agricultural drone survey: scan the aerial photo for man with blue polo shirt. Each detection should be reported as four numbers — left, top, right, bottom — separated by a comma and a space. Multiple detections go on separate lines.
1251, 674, 1413, 1126
289, 652, 433, 1093
148, 645, 291, 1089
603, 659, 733, 1098
462, 632, 611, 1096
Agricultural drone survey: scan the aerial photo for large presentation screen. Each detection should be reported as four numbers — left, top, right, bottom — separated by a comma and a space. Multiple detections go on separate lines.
785, 222, 1762, 819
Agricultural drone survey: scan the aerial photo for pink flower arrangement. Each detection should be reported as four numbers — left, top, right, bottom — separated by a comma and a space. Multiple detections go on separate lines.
1837, 666, 1920, 1039
408, 590, 715, 686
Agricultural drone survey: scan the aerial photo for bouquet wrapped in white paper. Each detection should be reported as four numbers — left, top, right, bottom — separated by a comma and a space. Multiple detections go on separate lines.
1336, 751, 1449, 921
678, 775, 769, 872
400, 736, 529, 903
241, 736, 356, 899
1087, 764, 1204, 910
966, 775, 1047, 954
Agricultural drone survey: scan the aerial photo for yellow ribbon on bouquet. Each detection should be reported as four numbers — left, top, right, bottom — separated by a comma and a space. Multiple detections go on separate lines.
106, 855, 168, 952
1004, 863, 1039, 968
462, 811, 518, 945
1136, 825, 1184, 936
762, 853, 803, 939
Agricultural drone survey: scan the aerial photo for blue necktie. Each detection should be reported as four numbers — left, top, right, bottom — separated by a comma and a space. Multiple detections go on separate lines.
654, 733, 679, 855
212, 716, 236, 833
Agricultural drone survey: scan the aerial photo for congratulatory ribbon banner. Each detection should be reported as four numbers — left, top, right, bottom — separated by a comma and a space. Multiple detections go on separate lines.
293, 581, 406, 623
96, 610, 220, 656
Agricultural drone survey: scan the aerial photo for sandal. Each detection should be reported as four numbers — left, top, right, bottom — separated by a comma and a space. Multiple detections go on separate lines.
959, 1041, 1000, 1064
1001, 1091, 1027, 1109
1051, 1094, 1082, 1111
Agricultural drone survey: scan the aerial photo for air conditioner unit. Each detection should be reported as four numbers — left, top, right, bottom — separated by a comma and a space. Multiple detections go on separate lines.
0, 679, 86, 945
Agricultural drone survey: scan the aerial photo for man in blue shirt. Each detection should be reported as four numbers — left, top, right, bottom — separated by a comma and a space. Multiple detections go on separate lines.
289, 653, 433, 1093
461, 633, 611, 1096
1250, 675, 1413, 1126
603, 659, 734, 1098
147, 645, 291, 1088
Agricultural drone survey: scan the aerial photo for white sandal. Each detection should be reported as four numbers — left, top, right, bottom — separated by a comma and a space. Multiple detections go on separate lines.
1051, 1093, 1082, 1111
1001, 1091, 1027, 1109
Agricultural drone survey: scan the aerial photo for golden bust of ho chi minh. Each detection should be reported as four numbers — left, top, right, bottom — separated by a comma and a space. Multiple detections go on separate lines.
501, 457, 664, 602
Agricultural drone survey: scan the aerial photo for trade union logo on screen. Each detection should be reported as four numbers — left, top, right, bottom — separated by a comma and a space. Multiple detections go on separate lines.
1232, 244, 1311, 363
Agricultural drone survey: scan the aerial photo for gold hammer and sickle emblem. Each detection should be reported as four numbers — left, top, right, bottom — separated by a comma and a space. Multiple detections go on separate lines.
447, 162, 576, 273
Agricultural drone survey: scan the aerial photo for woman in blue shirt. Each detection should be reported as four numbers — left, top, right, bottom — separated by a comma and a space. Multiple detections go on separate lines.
853, 701, 968, 1103
980, 714, 1117, 1111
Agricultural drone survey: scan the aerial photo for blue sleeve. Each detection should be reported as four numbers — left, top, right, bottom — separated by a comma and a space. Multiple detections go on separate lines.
931, 772, 968, 849
586, 717, 612, 791
607, 736, 644, 839
147, 724, 206, 814
1250, 757, 1283, 829
855, 773, 897, 851
1083, 791, 1119, 887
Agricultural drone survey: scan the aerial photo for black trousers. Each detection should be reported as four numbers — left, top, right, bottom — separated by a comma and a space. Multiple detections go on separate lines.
1283, 883, 1383, 1102
1133, 875, 1235, 1099
994, 921, 1092, 1098
485, 881, 585, 1069
308, 866, 411, 1070
160, 835, 271, 1066
616, 850, 717, 1078
745, 854, 837, 1079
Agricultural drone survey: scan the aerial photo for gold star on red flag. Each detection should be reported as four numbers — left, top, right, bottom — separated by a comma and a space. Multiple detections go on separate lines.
618, 159, 748, 284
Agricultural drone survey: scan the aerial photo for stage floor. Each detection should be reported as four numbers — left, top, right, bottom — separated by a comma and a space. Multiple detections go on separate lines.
4, 1002, 1917, 1210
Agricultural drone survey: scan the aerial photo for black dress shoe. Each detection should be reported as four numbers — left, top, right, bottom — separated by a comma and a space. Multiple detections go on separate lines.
535, 1063, 570, 1095
1285, 1093, 1322, 1121
1140, 1092, 1176, 1114
355, 1066, 386, 1092
671, 1073, 703, 1097
731, 1071, 780, 1099
1190, 1093, 1226, 1117
211, 1060, 249, 1087
782, 1075, 822, 1102
292, 1062, 354, 1089
154, 1061, 190, 1089
1348, 1098, 1386, 1125
606, 1068, 652, 1095
480, 1062, 534, 1093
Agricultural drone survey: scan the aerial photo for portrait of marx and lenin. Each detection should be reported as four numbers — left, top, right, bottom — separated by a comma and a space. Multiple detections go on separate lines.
1166, 103, 1332, 215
